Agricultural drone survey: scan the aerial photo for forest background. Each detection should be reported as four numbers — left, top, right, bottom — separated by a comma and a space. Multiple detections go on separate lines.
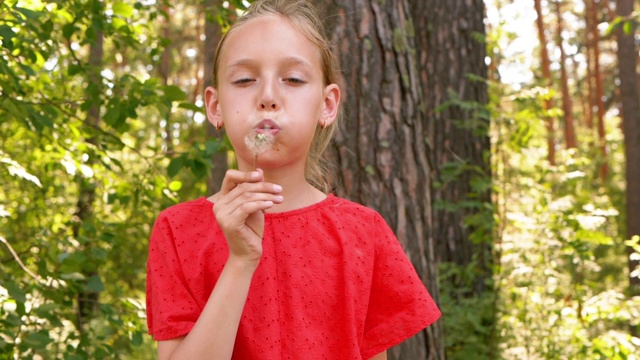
1, 0, 639, 359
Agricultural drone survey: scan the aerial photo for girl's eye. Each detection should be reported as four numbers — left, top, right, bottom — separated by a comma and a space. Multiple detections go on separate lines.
284, 77, 307, 85
232, 78, 254, 85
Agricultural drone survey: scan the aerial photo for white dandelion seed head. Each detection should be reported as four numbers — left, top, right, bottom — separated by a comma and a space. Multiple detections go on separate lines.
244, 132, 274, 157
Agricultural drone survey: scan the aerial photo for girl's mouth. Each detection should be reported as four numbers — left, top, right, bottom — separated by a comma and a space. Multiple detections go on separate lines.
254, 119, 280, 136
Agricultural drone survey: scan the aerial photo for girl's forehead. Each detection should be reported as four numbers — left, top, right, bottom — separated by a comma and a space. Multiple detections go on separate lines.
220, 14, 322, 66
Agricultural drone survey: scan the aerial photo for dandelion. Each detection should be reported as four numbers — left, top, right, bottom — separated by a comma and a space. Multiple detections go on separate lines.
244, 132, 274, 169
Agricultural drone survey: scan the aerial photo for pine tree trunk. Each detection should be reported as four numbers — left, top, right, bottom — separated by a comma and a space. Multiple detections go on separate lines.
590, 0, 608, 179
411, 0, 492, 291
203, 0, 227, 194
584, 0, 595, 131
320, 1, 444, 358
554, 0, 577, 149
616, 0, 640, 291
534, 0, 557, 164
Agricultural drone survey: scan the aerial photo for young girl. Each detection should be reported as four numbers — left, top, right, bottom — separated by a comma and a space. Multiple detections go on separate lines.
145, 0, 441, 359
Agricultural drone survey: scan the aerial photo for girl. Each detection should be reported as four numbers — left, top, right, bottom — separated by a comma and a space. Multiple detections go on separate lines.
145, 0, 441, 359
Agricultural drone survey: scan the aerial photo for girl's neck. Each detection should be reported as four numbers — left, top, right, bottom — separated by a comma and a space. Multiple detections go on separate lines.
260, 166, 326, 213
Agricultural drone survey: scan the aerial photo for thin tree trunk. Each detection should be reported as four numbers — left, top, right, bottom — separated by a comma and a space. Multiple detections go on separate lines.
320, 1, 444, 358
534, 0, 557, 165
585, 0, 595, 131
616, 0, 640, 292
554, 0, 577, 149
75, 23, 104, 331
590, 0, 608, 179
160, 5, 173, 154
203, 0, 227, 194
192, 16, 204, 103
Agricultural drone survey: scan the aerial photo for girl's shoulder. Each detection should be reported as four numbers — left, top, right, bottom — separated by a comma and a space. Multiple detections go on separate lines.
154, 197, 212, 223
266, 194, 381, 221
321, 194, 381, 218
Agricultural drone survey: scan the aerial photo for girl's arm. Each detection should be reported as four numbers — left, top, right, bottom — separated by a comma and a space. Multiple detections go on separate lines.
157, 169, 283, 360
157, 257, 257, 360
370, 351, 387, 360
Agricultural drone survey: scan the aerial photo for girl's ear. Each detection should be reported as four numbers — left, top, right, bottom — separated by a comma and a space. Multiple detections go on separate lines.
205, 86, 223, 129
321, 84, 341, 127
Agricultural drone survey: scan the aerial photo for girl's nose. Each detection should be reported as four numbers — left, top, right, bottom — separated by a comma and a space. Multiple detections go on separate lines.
260, 102, 277, 110
259, 79, 279, 111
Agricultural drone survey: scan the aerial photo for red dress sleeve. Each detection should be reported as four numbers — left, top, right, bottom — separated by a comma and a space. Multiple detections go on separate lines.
146, 212, 201, 340
360, 213, 441, 358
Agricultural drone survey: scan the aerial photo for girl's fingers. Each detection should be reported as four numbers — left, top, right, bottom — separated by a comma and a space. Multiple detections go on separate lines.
213, 168, 283, 230
218, 169, 263, 195
216, 187, 283, 219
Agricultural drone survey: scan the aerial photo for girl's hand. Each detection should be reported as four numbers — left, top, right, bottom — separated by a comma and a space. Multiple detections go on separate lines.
212, 169, 283, 268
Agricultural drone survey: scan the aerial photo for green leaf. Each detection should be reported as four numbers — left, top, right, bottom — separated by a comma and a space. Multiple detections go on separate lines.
205, 139, 225, 155
131, 331, 143, 346
162, 85, 187, 102
605, 17, 623, 36
22, 330, 51, 350
3, 281, 26, 303
62, 22, 78, 40
68, 63, 83, 76
169, 180, 182, 191
113, 2, 134, 17
86, 275, 105, 292
191, 159, 209, 179
18, 63, 35, 76
623, 21, 633, 35
167, 155, 185, 178
0, 25, 16, 50
112, 17, 128, 30
32, 303, 63, 326
178, 102, 203, 112
15, 6, 41, 19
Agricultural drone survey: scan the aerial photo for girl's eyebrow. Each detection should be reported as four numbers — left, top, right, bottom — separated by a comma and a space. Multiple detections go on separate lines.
226, 56, 312, 70
226, 58, 258, 70
280, 56, 312, 68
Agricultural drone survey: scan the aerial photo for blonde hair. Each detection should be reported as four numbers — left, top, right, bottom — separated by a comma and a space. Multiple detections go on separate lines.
212, 0, 341, 193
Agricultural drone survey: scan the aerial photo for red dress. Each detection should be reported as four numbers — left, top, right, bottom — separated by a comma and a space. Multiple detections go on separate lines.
146, 195, 440, 359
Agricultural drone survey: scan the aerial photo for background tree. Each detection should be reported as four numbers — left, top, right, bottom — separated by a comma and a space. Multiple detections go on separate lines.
74, 0, 105, 330
411, 0, 494, 356
318, 0, 444, 358
534, 0, 558, 165
615, 0, 640, 293
588, 0, 609, 179
554, 0, 578, 149
203, 0, 227, 193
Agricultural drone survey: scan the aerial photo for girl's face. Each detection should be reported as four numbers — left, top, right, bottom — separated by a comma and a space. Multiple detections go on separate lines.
206, 14, 340, 173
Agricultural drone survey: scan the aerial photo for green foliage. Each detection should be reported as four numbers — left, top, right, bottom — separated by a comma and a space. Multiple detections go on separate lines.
434, 86, 496, 359
0, 0, 224, 358
440, 261, 496, 360
492, 83, 640, 359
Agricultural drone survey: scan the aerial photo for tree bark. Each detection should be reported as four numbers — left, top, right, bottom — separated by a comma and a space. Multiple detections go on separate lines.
616, 0, 640, 291
534, 0, 557, 165
411, 0, 492, 289
75, 21, 104, 331
320, 0, 444, 358
589, 0, 608, 179
554, 0, 577, 149
584, 0, 595, 131
203, 0, 227, 194
160, 4, 174, 154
